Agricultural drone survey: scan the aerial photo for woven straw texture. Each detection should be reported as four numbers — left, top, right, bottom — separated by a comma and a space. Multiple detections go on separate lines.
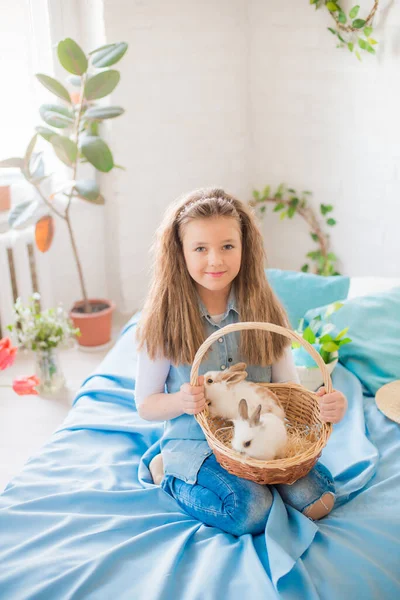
192, 322, 333, 485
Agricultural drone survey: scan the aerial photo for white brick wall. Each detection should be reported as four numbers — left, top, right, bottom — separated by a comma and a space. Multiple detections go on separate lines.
99, 0, 400, 312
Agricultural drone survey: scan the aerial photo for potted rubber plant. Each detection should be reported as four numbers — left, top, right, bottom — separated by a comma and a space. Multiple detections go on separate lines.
292, 301, 352, 391
0, 38, 128, 347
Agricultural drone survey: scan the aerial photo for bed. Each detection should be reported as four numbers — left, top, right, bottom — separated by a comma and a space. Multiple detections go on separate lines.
1, 272, 399, 599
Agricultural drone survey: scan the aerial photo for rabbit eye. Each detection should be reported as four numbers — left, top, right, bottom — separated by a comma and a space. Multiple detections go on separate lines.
244, 441, 251, 448
207, 378, 213, 384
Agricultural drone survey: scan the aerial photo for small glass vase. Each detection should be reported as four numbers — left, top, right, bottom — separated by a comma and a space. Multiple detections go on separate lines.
34, 347, 66, 394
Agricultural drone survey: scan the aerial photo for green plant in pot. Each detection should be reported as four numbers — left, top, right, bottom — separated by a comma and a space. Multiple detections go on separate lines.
0, 38, 128, 347
292, 301, 352, 391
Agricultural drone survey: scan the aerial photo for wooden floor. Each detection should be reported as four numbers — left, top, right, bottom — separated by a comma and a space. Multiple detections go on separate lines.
0, 313, 131, 493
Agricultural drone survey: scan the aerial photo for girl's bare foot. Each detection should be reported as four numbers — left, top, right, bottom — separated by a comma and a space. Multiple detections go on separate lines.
302, 492, 335, 520
149, 453, 164, 485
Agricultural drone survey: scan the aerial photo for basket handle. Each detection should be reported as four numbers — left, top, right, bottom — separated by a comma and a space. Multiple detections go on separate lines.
189, 321, 333, 393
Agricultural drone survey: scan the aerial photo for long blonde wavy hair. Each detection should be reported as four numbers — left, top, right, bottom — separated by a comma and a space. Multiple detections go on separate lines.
136, 187, 290, 366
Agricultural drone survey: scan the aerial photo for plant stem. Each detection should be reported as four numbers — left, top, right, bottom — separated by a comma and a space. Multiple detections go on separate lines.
31, 180, 66, 221
330, 1, 379, 32
250, 196, 331, 275
65, 72, 91, 313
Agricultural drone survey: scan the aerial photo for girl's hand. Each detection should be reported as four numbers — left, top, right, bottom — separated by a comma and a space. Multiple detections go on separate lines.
316, 387, 348, 424
179, 375, 206, 415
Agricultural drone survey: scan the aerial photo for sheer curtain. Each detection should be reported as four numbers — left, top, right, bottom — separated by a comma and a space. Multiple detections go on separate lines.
0, 0, 53, 164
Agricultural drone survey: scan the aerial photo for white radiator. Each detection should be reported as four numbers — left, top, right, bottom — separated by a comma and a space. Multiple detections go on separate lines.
0, 226, 53, 339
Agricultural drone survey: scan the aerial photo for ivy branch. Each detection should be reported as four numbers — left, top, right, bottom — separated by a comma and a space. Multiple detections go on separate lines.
249, 184, 341, 276
310, 1, 379, 60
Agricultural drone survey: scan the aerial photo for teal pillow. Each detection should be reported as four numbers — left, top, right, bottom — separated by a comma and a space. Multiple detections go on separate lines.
304, 287, 400, 396
265, 268, 350, 329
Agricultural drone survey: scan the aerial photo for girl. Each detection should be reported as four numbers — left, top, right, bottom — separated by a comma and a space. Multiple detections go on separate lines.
135, 188, 347, 537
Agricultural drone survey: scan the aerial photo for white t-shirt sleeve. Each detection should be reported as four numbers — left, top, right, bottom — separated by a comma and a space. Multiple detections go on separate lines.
135, 343, 171, 408
271, 346, 300, 384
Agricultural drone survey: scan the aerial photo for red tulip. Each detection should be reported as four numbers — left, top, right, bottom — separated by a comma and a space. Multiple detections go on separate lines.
0, 337, 18, 370
12, 375, 40, 396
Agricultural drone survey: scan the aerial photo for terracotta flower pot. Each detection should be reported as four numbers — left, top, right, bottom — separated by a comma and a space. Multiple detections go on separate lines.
70, 299, 115, 347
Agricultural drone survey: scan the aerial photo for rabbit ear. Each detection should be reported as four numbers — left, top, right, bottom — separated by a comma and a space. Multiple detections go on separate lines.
225, 371, 248, 386
228, 362, 247, 373
238, 398, 248, 420
250, 404, 262, 426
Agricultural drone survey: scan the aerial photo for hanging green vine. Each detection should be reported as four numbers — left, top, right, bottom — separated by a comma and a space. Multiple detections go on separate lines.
249, 184, 341, 276
310, 1, 379, 60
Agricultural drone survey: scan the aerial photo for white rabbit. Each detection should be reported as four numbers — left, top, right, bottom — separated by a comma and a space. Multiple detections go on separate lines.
231, 399, 288, 460
203, 362, 285, 422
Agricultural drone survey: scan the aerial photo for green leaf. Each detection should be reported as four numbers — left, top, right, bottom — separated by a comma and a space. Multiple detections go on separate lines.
327, 27, 337, 35
310, 233, 319, 242
303, 327, 316, 344
326, 218, 336, 226
319, 333, 333, 344
352, 18, 366, 29
338, 10, 346, 24
368, 38, 378, 45
287, 188, 296, 194
326, 2, 339, 11
51, 136, 78, 167
365, 42, 376, 54
85, 106, 125, 121
307, 250, 321, 259
67, 75, 82, 88
252, 189, 260, 200
364, 26, 373, 36
73, 180, 105, 204
348, 42, 354, 52
39, 104, 74, 128
335, 327, 349, 339
35, 126, 58, 142
80, 136, 114, 172
324, 301, 343, 318
84, 70, 120, 101
0, 157, 24, 169
320, 203, 333, 215
35, 74, 71, 104
262, 185, 271, 198
287, 206, 296, 218
30, 152, 45, 182
8, 200, 41, 229
349, 5, 360, 19
24, 134, 38, 174
302, 190, 312, 195
57, 38, 88, 75
279, 211, 287, 220
301, 264, 309, 273
358, 38, 368, 50
90, 42, 128, 68
260, 205, 266, 213
338, 337, 352, 346
355, 50, 362, 61
337, 33, 346, 43
273, 202, 285, 212
322, 341, 339, 352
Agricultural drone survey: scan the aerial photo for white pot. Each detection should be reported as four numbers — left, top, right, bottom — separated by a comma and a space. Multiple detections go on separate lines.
295, 353, 338, 392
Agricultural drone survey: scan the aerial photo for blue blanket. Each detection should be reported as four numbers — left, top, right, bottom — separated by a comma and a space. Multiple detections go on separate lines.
0, 319, 399, 599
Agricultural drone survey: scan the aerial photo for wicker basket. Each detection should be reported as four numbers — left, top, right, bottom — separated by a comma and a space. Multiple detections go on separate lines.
191, 322, 333, 485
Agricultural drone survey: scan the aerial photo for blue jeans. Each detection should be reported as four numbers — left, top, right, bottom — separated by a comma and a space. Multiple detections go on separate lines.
161, 454, 335, 537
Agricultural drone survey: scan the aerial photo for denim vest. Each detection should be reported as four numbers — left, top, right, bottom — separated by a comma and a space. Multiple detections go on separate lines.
160, 286, 272, 484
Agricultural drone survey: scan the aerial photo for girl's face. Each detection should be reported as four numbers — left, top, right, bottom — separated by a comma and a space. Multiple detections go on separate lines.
181, 216, 242, 293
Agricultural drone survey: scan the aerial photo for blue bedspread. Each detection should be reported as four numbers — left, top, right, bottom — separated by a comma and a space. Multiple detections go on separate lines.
0, 318, 399, 599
